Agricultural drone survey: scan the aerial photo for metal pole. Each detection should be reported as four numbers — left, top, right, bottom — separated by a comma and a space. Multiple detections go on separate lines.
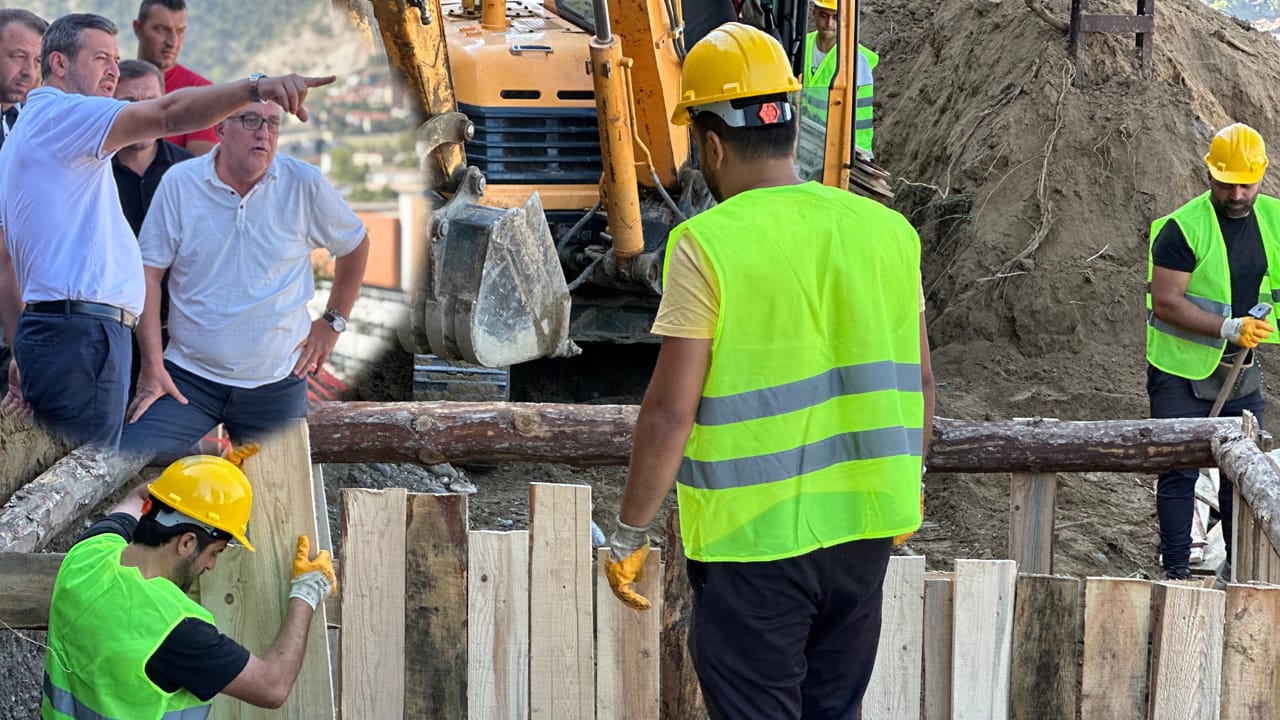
592, 0, 612, 42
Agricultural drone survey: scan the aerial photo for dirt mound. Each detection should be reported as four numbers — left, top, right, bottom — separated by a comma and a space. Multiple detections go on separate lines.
862, 0, 1280, 574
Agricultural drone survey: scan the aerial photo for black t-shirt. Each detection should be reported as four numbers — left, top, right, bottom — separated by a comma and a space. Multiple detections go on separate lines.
1151, 208, 1267, 320
74, 514, 251, 701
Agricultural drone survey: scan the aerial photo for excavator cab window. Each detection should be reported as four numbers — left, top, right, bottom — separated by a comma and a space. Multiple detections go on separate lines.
555, 0, 594, 32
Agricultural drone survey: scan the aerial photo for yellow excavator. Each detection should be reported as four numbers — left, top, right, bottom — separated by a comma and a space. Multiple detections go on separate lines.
345, 0, 885, 374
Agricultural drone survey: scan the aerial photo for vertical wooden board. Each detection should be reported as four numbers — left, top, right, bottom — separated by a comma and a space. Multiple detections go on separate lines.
922, 572, 953, 720
864, 555, 925, 720
528, 483, 594, 719
596, 547, 662, 720
1233, 487, 1251, 583
1221, 584, 1280, 720
1009, 472, 1056, 575
1081, 578, 1152, 720
339, 488, 408, 720
1148, 582, 1225, 720
660, 510, 704, 720
201, 420, 335, 720
1009, 575, 1081, 720
951, 559, 1016, 720
405, 493, 469, 719
311, 463, 339, 694
469, 530, 530, 720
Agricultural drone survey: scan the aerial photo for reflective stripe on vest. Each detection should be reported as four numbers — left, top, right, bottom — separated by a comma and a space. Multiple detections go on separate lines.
666, 182, 923, 562
44, 535, 215, 720
1145, 193, 1280, 379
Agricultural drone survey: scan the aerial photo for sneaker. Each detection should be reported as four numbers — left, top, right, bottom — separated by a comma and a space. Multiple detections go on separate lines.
1161, 568, 1191, 581
1214, 561, 1232, 590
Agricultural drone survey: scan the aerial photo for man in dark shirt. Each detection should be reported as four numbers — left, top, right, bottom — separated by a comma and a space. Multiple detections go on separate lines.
43, 455, 337, 717
112, 59, 193, 235
1146, 122, 1280, 582
0, 8, 47, 152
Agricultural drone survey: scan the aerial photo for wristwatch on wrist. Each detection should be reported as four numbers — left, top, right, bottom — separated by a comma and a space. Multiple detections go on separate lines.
323, 309, 347, 333
248, 72, 267, 103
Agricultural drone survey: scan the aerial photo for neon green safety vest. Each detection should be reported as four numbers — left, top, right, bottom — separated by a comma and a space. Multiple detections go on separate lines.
1146, 193, 1280, 380
666, 182, 923, 562
43, 534, 214, 720
801, 33, 878, 154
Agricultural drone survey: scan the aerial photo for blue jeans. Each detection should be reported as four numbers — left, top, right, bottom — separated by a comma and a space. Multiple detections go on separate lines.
14, 312, 131, 448
1147, 364, 1265, 575
119, 360, 307, 463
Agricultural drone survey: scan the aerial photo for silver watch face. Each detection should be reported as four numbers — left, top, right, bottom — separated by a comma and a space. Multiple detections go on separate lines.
330, 315, 347, 332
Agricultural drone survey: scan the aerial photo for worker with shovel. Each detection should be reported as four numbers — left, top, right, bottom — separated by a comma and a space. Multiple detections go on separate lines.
1147, 122, 1280, 582
42, 455, 336, 718
603, 22, 933, 718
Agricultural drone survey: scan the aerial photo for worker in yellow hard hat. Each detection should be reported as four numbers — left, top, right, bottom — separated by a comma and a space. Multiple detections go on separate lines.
1147, 122, 1280, 584
42, 455, 337, 719
801, 0, 879, 155
604, 22, 932, 718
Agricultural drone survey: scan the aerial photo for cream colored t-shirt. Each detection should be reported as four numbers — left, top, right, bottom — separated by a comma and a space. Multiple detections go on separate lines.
651, 232, 926, 339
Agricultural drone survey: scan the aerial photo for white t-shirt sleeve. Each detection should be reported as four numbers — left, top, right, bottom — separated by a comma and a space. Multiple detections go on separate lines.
304, 170, 366, 257
138, 171, 182, 268
50, 95, 127, 162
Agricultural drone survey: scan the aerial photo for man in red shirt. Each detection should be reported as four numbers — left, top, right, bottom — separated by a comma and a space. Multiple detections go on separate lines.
133, 0, 217, 154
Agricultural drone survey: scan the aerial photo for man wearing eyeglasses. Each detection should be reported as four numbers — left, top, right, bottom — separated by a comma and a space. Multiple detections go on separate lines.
118, 101, 370, 460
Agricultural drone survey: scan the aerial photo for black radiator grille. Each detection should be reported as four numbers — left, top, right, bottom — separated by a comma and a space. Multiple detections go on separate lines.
460, 102, 602, 184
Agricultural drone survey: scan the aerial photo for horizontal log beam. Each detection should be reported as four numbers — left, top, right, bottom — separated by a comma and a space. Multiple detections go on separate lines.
309, 402, 1244, 474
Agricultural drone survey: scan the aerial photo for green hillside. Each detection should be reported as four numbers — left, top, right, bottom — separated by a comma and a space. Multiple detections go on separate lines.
11, 0, 333, 81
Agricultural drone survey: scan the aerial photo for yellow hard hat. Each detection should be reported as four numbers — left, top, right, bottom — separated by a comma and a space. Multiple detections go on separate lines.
1204, 123, 1268, 185
148, 455, 255, 552
812, 0, 837, 10
671, 22, 803, 126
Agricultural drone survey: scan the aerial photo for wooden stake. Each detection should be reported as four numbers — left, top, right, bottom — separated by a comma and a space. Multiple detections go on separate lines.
1148, 582, 1225, 720
1080, 578, 1152, 720
660, 510, 704, 719
596, 546, 662, 720
952, 560, 1017, 720
864, 556, 925, 720
1010, 575, 1080, 720
1008, 473, 1056, 574
468, 531, 530, 720
1221, 584, 1280, 720
922, 572, 954, 720
404, 492, 468, 719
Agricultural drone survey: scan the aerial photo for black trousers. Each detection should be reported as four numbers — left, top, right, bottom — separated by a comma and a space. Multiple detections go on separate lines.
687, 537, 893, 720
1147, 364, 1265, 575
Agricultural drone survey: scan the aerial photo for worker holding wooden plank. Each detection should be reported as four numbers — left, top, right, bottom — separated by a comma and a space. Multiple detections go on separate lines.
40, 454, 336, 719
1146, 122, 1280, 582
604, 22, 933, 719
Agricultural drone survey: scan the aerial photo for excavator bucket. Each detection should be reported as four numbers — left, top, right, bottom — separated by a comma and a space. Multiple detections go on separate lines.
401, 166, 580, 367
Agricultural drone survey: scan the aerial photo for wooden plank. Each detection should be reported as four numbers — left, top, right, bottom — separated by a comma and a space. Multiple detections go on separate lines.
864, 556, 925, 719
404, 492, 469, 719
339, 488, 408, 720
0, 414, 65, 506
1008, 472, 1056, 574
1148, 582, 1225, 720
951, 559, 1016, 720
528, 482, 594, 719
468, 531, 530, 720
1234, 486, 1252, 583
922, 572, 954, 720
1081, 577, 1152, 720
596, 546, 662, 720
660, 509, 704, 719
0, 552, 60, 629
200, 420, 335, 719
1010, 575, 1081, 720
1222, 584, 1280, 720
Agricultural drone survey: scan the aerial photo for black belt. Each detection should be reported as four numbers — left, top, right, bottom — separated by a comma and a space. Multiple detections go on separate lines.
26, 300, 138, 330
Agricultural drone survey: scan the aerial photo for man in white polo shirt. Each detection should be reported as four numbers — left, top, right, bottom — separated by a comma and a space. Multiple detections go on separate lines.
0, 13, 333, 448
119, 100, 369, 460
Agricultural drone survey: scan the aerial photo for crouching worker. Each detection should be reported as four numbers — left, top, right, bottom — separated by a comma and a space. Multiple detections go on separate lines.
42, 455, 336, 718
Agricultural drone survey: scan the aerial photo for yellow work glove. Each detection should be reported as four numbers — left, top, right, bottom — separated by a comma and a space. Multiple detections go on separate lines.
605, 517, 652, 611
289, 534, 337, 610
1221, 316, 1275, 349
224, 443, 260, 468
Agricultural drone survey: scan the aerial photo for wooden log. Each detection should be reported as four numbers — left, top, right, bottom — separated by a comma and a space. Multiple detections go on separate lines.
1010, 575, 1080, 720
528, 483, 594, 719
1008, 473, 1056, 574
0, 414, 67, 507
1148, 582, 1225, 720
404, 492, 468, 719
922, 572, 954, 720
202, 420, 335, 719
1214, 414, 1280, 568
865, 556, 925, 719
1080, 578, 1152, 720
1221, 584, 1280, 720
307, 403, 1242, 472
952, 560, 1016, 720
660, 510, 705, 720
596, 546, 662, 720
340, 488, 408, 720
0, 447, 147, 552
468, 530, 530, 720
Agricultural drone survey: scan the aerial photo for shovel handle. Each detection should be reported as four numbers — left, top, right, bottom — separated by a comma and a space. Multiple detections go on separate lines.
1209, 350, 1248, 418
